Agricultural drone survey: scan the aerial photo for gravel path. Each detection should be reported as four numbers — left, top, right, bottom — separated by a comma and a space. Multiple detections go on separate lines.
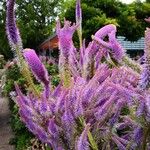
0, 97, 15, 150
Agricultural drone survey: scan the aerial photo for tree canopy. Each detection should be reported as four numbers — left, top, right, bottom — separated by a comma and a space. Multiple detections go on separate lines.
64, 0, 150, 42
1, 0, 150, 59
0, 0, 63, 59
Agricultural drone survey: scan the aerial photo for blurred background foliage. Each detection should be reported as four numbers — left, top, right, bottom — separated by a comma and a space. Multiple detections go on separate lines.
64, 0, 150, 42
1, 0, 150, 59
0, 0, 63, 59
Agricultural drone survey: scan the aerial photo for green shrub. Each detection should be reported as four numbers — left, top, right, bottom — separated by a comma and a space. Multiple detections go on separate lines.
3, 64, 24, 96
0, 55, 6, 69
46, 63, 60, 86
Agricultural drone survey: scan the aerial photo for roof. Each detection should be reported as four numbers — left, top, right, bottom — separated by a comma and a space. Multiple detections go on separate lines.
39, 35, 144, 51
117, 36, 144, 50
39, 34, 58, 50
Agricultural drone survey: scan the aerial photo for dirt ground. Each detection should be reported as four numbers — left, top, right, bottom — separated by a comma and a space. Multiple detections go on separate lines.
0, 97, 15, 150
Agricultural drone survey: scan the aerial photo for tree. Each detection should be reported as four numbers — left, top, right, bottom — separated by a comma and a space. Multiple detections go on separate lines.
0, 0, 63, 59
64, 0, 118, 43
64, 0, 150, 42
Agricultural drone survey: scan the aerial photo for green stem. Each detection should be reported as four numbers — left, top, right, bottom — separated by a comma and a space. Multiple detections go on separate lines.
77, 28, 82, 49
88, 131, 99, 150
16, 47, 40, 97
79, 117, 98, 150
122, 56, 141, 73
60, 62, 72, 88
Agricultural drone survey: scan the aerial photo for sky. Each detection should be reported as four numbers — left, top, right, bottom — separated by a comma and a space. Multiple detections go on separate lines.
120, 0, 145, 4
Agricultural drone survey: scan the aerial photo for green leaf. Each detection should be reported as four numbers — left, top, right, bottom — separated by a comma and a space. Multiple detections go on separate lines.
88, 131, 99, 150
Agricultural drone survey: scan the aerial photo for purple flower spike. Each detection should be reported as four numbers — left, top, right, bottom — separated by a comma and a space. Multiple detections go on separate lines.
44, 84, 50, 99
23, 49, 49, 84
56, 19, 79, 86
139, 28, 150, 89
136, 100, 145, 117
139, 64, 150, 89
6, 0, 22, 50
57, 147, 64, 150
93, 25, 124, 61
79, 39, 86, 66
56, 19, 79, 58
113, 135, 129, 146
51, 82, 62, 97
146, 95, 150, 114
108, 30, 124, 61
76, 124, 90, 150
109, 101, 124, 126
74, 95, 83, 118
48, 117, 59, 138
95, 24, 116, 39
76, 0, 82, 24
92, 36, 111, 49
36, 125, 48, 143
61, 97, 75, 144
76, 0, 82, 48
23, 49, 50, 97
95, 91, 117, 120
133, 127, 143, 146
112, 136, 126, 150
15, 83, 30, 106
68, 47, 80, 77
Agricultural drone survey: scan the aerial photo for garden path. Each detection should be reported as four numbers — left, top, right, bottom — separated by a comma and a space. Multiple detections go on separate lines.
0, 97, 15, 150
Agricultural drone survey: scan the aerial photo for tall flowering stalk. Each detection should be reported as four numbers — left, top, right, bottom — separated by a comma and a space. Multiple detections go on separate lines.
23, 49, 50, 98
92, 24, 124, 62
76, 0, 82, 49
56, 19, 78, 87
139, 27, 150, 89
6, 0, 22, 51
139, 21, 150, 149
6, 0, 150, 149
76, 123, 90, 150
6, 0, 23, 63
6, 0, 39, 97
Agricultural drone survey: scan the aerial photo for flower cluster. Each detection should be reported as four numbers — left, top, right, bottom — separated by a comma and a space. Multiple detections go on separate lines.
6, 0, 150, 150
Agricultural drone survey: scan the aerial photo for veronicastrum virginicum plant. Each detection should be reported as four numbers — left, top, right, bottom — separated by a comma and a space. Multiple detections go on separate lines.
6, 0, 150, 149
6, 0, 40, 97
